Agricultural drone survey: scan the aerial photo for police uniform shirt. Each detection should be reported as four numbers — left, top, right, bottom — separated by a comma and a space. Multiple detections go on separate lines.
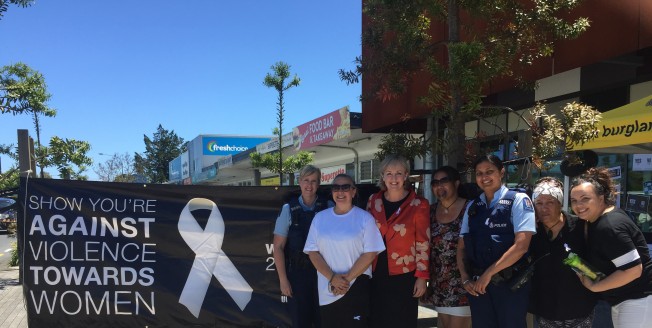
273, 196, 333, 237
460, 185, 536, 236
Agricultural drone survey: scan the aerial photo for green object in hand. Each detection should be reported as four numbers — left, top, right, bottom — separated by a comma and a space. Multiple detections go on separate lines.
563, 252, 604, 281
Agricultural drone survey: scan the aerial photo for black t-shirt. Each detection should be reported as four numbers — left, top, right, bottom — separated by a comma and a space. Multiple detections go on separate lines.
587, 208, 652, 305
528, 212, 596, 320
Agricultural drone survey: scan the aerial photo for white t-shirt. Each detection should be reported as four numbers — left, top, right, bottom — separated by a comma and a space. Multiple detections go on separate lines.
303, 206, 385, 305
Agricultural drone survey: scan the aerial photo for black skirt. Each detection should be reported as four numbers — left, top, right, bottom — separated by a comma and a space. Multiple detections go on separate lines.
369, 250, 418, 328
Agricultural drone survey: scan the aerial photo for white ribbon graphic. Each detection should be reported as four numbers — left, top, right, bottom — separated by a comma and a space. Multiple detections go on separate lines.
178, 198, 253, 318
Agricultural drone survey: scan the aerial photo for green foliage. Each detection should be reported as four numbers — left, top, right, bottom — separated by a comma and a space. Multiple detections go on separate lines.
250, 151, 314, 176
0, 125, 89, 182
374, 133, 428, 163
345, 0, 590, 168
135, 124, 185, 184
0, 167, 19, 190
0, 144, 19, 188
9, 241, 18, 267
0, 0, 34, 20
259, 62, 304, 182
263, 62, 301, 93
0, 63, 56, 116
529, 102, 601, 168
46, 136, 92, 180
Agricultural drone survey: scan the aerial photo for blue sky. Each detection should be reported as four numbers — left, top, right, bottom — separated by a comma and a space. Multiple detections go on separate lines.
0, 1, 362, 180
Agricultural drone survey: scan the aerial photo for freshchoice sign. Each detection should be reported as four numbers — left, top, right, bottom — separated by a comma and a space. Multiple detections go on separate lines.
202, 136, 271, 156
292, 107, 351, 150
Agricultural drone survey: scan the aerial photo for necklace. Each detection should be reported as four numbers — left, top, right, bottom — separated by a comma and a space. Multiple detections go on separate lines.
441, 197, 458, 214
545, 217, 563, 240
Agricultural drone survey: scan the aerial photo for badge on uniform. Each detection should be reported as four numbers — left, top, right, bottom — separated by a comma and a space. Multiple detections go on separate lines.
523, 198, 534, 211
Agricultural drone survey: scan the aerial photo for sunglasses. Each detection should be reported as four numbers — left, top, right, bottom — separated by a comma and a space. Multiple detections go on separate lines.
331, 184, 354, 192
431, 176, 451, 186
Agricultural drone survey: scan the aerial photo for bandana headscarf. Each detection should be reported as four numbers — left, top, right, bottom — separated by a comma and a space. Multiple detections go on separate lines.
532, 181, 564, 204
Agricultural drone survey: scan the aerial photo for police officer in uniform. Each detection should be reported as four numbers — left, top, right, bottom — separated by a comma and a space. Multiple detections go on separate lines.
273, 165, 332, 327
456, 155, 536, 328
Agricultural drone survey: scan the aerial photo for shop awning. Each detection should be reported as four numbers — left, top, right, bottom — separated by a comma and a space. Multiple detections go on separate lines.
571, 94, 652, 153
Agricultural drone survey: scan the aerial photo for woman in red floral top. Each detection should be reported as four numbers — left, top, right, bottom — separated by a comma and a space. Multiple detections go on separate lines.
424, 166, 471, 328
367, 154, 430, 327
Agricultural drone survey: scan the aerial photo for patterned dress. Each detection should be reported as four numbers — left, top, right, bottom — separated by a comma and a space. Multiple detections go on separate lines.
426, 202, 469, 308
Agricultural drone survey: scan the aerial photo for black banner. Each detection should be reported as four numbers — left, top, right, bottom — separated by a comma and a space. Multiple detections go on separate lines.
18, 178, 377, 328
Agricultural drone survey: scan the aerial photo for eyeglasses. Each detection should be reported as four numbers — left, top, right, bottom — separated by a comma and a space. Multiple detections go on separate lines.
431, 176, 451, 187
331, 184, 353, 192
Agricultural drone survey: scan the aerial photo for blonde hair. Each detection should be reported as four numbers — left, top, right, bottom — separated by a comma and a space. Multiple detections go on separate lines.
377, 154, 410, 190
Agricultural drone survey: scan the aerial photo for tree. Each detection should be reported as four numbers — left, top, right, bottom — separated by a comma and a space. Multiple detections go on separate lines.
0, 63, 55, 116
249, 130, 314, 185
32, 107, 57, 178
0, 144, 19, 190
94, 152, 137, 182
0, 0, 34, 20
135, 124, 185, 184
530, 102, 601, 169
251, 62, 313, 185
0, 63, 57, 177
342, 0, 590, 169
374, 132, 428, 164
46, 136, 92, 180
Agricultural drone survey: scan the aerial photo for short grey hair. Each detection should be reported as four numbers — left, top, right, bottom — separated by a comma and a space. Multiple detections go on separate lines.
299, 165, 321, 184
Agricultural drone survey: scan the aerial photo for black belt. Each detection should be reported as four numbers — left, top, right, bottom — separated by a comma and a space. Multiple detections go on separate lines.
472, 256, 532, 285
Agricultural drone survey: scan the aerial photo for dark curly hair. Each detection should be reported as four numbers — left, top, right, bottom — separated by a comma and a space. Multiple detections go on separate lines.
570, 167, 616, 206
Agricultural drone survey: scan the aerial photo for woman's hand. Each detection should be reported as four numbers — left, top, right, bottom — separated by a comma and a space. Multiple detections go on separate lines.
577, 273, 596, 292
330, 274, 350, 295
280, 277, 293, 297
413, 278, 427, 297
462, 279, 479, 297
473, 271, 493, 295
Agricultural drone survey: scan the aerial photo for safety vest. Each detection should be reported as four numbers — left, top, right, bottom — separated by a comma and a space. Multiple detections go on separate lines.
285, 197, 328, 272
464, 190, 521, 271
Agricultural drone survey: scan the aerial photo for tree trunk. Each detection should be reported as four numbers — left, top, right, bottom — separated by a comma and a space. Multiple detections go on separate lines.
446, 0, 466, 171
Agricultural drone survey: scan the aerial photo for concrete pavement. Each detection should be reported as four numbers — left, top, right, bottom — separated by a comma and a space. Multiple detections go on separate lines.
0, 267, 27, 328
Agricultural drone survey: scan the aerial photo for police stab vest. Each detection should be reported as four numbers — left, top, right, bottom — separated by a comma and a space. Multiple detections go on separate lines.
464, 189, 522, 271
285, 197, 328, 272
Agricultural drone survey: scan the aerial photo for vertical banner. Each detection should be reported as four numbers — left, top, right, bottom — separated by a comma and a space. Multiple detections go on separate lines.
18, 179, 379, 328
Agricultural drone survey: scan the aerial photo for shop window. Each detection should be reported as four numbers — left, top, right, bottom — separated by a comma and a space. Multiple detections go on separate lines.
359, 159, 380, 184
579, 87, 628, 113
360, 160, 373, 182
627, 154, 652, 236
346, 163, 355, 180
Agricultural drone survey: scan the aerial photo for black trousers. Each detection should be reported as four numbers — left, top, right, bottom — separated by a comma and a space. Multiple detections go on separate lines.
320, 275, 370, 328
288, 267, 320, 328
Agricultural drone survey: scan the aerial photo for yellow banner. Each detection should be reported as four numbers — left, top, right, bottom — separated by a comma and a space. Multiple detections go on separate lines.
572, 94, 652, 150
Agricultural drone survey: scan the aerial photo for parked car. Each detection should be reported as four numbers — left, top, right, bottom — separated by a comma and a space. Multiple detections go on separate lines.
0, 197, 16, 234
